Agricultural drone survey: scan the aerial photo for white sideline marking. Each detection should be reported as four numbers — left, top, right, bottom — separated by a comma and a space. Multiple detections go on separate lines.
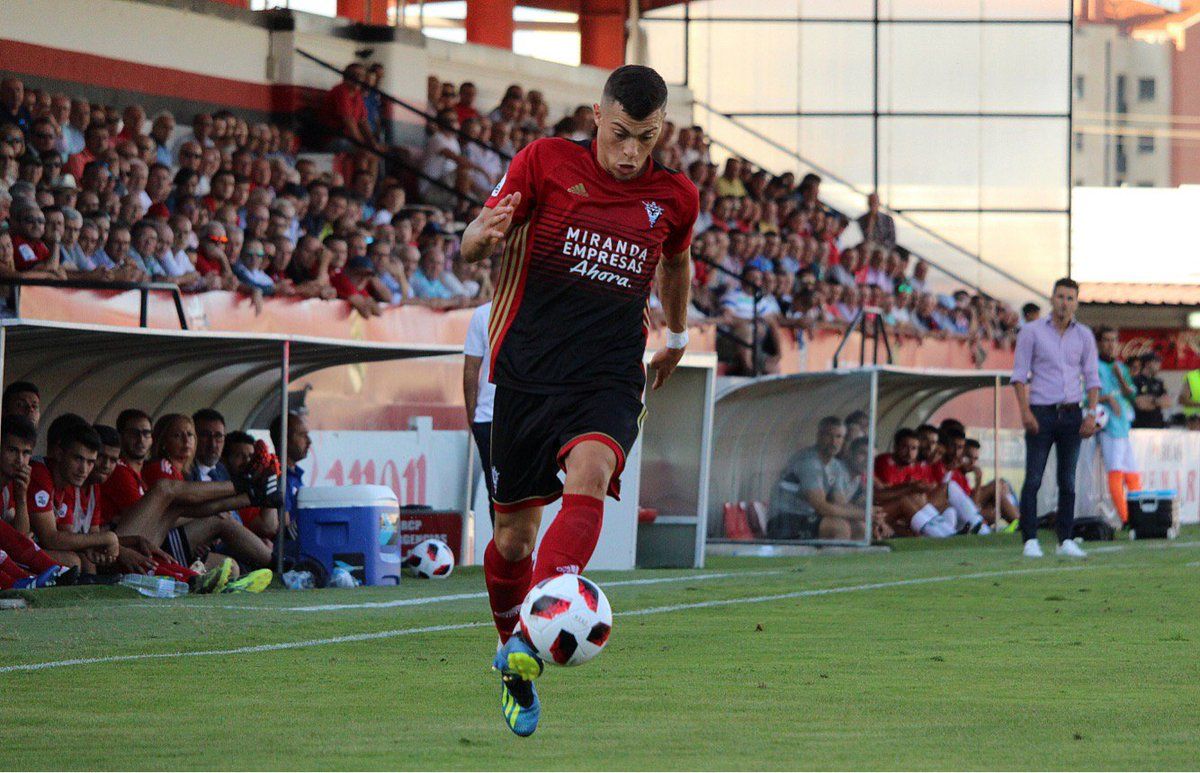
1, 564, 1096, 675
216, 570, 788, 613
1089, 539, 1200, 554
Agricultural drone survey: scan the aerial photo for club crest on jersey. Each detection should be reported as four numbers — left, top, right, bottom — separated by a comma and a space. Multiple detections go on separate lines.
642, 200, 663, 228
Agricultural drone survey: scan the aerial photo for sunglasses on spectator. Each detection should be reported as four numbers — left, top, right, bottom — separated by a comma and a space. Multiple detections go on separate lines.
207, 234, 229, 244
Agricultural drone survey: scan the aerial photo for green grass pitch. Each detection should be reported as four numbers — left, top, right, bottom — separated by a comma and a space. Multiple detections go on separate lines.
2, 530, 1199, 770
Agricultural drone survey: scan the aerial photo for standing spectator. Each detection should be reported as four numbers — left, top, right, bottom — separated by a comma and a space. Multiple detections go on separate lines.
1095, 326, 1141, 524
455, 81, 481, 124
1021, 302, 1040, 326
0, 78, 31, 134
856, 192, 896, 250
1132, 352, 1171, 429
1011, 278, 1100, 558
463, 299, 496, 520
714, 157, 746, 199
363, 63, 386, 144
1177, 364, 1200, 422
61, 98, 89, 156
320, 63, 382, 153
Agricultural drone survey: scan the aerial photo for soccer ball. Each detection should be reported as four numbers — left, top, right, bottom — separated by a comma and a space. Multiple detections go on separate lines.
1094, 404, 1110, 430
519, 574, 612, 667
404, 539, 455, 579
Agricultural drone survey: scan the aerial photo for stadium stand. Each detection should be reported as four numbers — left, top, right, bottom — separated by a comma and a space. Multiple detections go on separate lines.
0, 64, 1024, 377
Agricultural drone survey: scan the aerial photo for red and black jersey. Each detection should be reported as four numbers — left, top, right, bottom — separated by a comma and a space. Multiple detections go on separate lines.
485, 138, 699, 395
874, 453, 927, 488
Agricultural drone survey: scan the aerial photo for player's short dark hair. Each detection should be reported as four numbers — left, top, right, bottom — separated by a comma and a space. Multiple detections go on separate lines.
1095, 324, 1115, 341
116, 408, 152, 434
938, 425, 966, 446
193, 408, 225, 427
1, 415, 38, 446
60, 424, 101, 455
93, 424, 120, 449
845, 410, 869, 428
1140, 351, 1162, 364
3, 380, 39, 403
601, 65, 668, 121
47, 413, 90, 453
1052, 277, 1079, 294
916, 423, 937, 436
269, 411, 303, 456
965, 438, 981, 450
225, 430, 254, 449
893, 427, 918, 448
817, 415, 844, 435
1021, 302, 1039, 315
938, 418, 965, 435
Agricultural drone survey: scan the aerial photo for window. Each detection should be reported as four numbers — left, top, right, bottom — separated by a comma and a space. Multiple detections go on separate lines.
1075, 132, 1084, 150
1138, 135, 1155, 153
1138, 78, 1156, 101
1075, 75, 1085, 100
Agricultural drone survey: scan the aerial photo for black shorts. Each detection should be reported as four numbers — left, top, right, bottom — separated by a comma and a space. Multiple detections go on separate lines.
490, 386, 645, 514
162, 526, 194, 566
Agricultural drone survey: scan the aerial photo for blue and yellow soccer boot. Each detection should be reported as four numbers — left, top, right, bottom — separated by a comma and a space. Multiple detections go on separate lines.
493, 633, 543, 737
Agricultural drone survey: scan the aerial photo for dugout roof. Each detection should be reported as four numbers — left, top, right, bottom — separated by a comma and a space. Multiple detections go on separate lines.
0, 319, 458, 433
708, 367, 1011, 540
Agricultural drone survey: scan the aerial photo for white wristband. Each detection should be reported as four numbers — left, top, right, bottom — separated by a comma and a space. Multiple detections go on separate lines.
666, 329, 689, 350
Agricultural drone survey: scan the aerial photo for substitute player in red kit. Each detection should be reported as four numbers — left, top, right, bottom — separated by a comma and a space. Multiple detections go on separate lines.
460, 65, 698, 737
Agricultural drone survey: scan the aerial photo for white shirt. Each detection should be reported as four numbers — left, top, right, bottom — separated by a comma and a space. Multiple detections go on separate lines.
464, 302, 495, 423
420, 132, 460, 192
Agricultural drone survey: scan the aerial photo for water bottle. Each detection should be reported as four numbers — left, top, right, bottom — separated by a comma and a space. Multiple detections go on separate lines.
282, 570, 315, 590
119, 574, 189, 598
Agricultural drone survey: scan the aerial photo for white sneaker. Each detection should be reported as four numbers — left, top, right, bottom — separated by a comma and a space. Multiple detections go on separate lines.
1056, 539, 1088, 558
1023, 539, 1044, 558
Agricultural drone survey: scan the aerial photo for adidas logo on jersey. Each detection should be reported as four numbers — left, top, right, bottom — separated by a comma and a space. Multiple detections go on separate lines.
567, 183, 589, 197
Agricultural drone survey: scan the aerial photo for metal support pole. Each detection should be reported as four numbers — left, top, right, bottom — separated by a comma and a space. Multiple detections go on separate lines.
139, 289, 149, 328
872, 0, 880, 194
858, 313, 867, 365
276, 340, 291, 581
0, 327, 7, 418
1067, 11, 1075, 278
865, 368, 879, 545
751, 289, 761, 377
993, 374, 1001, 528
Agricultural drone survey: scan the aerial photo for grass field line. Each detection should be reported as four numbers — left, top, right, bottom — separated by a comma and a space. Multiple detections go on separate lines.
211, 570, 790, 613
0, 563, 1106, 676
1089, 539, 1200, 554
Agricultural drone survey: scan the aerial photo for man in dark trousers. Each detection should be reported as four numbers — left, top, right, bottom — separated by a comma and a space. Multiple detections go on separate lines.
1010, 277, 1100, 558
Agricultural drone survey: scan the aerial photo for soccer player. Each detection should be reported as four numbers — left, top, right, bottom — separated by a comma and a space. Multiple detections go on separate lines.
459, 65, 698, 737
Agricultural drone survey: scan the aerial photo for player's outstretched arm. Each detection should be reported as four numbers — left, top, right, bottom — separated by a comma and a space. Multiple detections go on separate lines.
461, 192, 522, 263
649, 247, 692, 390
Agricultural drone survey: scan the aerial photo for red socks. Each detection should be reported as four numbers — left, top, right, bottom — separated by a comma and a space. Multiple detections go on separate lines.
0, 519, 59, 573
484, 540, 532, 643
531, 494, 604, 587
484, 494, 605, 643
0, 550, 32, 589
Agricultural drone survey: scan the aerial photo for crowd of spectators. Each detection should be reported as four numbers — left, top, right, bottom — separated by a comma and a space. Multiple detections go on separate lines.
1, 67, 1024, 369
0, 379, 311, 593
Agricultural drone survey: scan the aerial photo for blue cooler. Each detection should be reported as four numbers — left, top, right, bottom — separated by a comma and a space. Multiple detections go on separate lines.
294, 485, 401, 585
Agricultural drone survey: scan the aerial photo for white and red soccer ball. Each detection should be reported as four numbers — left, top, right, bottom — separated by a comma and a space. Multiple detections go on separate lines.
519, 573, 613, 667
403, 539, 455, 579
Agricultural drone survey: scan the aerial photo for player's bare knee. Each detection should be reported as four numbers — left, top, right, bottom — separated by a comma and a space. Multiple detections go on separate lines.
493, 516, 538, 561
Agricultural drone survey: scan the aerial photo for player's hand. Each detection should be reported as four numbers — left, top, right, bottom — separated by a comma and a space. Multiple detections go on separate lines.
11, 463, 30, 492
649, 345, 685, 391
482, 192, 521, 244
1021, 410, 1039, 435
1080, 415, 1097, 438
117, 546, 156, 574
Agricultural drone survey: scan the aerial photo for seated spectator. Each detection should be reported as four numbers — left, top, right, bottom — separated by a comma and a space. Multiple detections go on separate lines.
194, 222, 236, 291
232, 238, 276, 295
463, 117, 503, 200
455, 81, 481, 124
9, 201, 64, 277
65, 122, 109, 180
319, 63, 382, 154
769, 416, 873, 541
330, 254, 384, 317
128, 220, 166, 278
420, 109, 475, 210
956, 438, 1017, 528
717, 267, 781, 376
409, 243, 459, 304
370, 240, 412, 304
